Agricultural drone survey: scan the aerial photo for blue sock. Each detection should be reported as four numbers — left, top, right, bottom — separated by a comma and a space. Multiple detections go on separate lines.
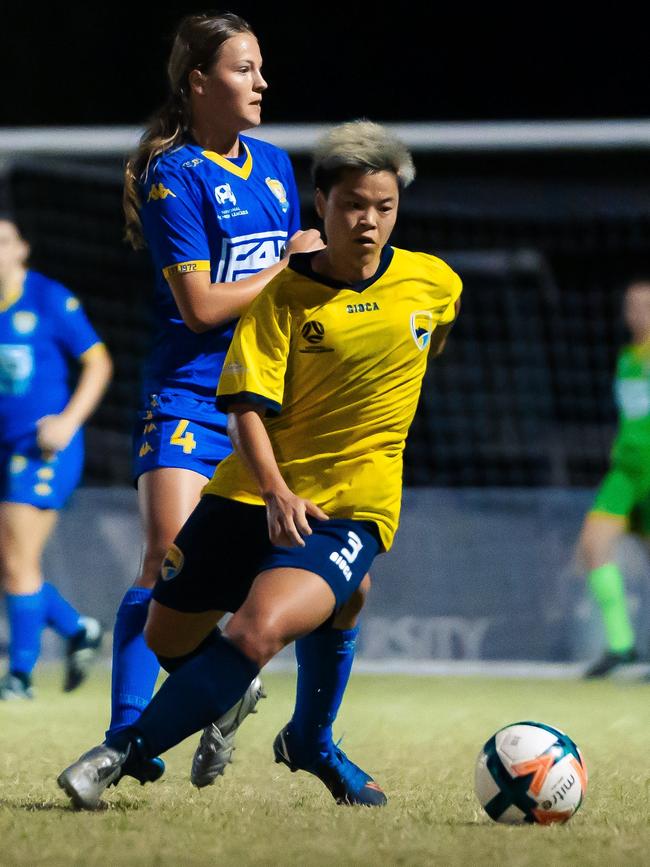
290, 625, 359, 756
5, 591, 46, 678
41, 582, 82, 639
127, 632, 259, 758
106, 587, 161, 736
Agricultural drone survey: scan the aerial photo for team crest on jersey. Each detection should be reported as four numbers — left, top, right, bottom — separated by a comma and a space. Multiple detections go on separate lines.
65, 296, 80, 312
410, 310, 434, 351
265, 177, 289, 213
299, 320, 333, 353
215, 183, 237, 207
182, 157, 204, 169
147, 183, 177, 202
12, 311, 37, 334
161, 543, 184, 582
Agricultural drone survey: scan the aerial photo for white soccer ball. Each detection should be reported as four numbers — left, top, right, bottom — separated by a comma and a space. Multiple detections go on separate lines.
475, 721, 588, 825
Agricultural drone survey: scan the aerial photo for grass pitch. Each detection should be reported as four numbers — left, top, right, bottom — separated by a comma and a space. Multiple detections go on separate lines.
0, 668, 648, 866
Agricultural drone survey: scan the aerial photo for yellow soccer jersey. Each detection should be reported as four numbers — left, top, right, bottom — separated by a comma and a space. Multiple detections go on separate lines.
205, 245, 462, 550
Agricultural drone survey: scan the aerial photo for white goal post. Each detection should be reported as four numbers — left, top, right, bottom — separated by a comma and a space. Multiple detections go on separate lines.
1, 119, 650, 165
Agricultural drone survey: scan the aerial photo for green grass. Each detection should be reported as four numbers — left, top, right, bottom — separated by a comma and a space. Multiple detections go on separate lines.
0, 668, 648, 866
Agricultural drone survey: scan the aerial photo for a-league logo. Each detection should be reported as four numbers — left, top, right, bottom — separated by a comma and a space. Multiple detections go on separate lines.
301, 321, 325, 344
215, 183, 237, 207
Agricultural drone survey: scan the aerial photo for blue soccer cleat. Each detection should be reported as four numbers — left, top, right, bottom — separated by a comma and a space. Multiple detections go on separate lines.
273, 724, 387, 807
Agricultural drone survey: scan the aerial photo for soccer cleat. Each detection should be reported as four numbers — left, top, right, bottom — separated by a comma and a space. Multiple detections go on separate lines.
64, 616, 104, 692
57, 735, 163, 810
584, 647, 639, 678
0, 672, 34, 700
191, 675, 266, 788
273, 725, 387, 807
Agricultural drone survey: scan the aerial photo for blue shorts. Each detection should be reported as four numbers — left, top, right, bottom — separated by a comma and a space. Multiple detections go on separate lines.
132, 392, 231, 482
0, 429, 84, 510
152, 495, 381, 613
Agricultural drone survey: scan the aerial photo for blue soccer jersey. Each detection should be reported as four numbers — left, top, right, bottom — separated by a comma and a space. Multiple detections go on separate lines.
0, 270, 101, 444
138, 134, 300, 405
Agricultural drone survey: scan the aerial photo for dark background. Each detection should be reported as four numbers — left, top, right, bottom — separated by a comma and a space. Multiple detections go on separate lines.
2, 6, 648, 126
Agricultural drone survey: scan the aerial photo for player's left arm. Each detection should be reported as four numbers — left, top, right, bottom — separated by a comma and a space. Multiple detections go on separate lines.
36, 287, 113, 455
430, 297, 462, 357
37, 343, 113, 455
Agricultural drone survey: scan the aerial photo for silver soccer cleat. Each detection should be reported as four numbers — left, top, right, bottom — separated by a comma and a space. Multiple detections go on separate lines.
57, 743, 128, 810
0, 672, 33, 700
190, 675, 266, 788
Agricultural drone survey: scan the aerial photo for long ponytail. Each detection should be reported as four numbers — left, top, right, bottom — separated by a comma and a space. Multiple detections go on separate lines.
123, 11, 252, 250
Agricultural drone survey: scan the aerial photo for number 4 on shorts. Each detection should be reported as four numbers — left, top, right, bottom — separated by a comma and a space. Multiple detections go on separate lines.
170, 419, 197, 454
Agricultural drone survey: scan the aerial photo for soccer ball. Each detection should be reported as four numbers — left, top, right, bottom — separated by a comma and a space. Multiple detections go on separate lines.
474, 721, 588, 825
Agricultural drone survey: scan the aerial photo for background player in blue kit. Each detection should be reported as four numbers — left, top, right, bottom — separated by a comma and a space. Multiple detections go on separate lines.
82, 12, 371, 789
0, 217, 113, 699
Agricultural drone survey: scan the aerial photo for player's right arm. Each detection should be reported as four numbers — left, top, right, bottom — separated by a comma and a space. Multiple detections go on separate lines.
216, 283, 327, 545
166, 229, 321, 333
227, 405, 328, 546
141, 164, 321, 333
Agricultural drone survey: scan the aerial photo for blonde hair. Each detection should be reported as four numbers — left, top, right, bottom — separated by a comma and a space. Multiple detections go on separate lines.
123, 12, 253, 249
312, 120, 416, 193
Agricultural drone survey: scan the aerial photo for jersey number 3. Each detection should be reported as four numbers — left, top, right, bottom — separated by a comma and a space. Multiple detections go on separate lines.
170, 420, 197, 454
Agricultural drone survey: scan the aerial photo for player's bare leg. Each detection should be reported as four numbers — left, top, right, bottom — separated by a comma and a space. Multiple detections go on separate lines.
222, 569, 385, 807
578, 513, 637, 677
59, 566, 383, 809
0, 503, 102, 698
191, 573, 370, 788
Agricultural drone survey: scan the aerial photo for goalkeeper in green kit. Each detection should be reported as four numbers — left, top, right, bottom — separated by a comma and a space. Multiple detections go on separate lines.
578, 280, 650, 677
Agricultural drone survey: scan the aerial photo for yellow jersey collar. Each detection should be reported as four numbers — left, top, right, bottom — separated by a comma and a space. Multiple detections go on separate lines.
201, 140, 253, 180
0, 275, 25, 312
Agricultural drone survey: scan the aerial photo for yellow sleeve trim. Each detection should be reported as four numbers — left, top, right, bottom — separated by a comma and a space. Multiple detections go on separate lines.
587, 510, 628, 525
79, 342, 106, 361
162, 260, 211, 279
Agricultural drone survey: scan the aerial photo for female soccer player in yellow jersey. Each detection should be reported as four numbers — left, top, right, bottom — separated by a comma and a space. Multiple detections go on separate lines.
58, 120, 462, 810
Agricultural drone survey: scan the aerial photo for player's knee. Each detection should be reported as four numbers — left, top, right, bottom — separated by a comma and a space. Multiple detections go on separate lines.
226, 613, 285, 667
578, 517, 616, 572
137, 545, 171, 589
0, 552, 39, 593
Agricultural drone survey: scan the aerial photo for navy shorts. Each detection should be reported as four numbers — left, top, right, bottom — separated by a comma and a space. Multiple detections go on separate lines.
152, 494, 381, 614
132, 393, 231, 483
0, 429, 84, 510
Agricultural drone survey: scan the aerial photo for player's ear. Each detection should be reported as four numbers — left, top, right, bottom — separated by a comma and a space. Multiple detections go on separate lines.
314, 188, 326, 220
188, 69, 207, 96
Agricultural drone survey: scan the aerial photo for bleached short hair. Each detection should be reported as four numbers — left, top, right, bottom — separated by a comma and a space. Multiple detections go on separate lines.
312, 120, 416, 193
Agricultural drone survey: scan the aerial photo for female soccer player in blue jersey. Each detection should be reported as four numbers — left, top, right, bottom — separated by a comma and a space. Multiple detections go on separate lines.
58, 120, 462, 810
73, 12, 370, 789
0, 217, 112, 699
